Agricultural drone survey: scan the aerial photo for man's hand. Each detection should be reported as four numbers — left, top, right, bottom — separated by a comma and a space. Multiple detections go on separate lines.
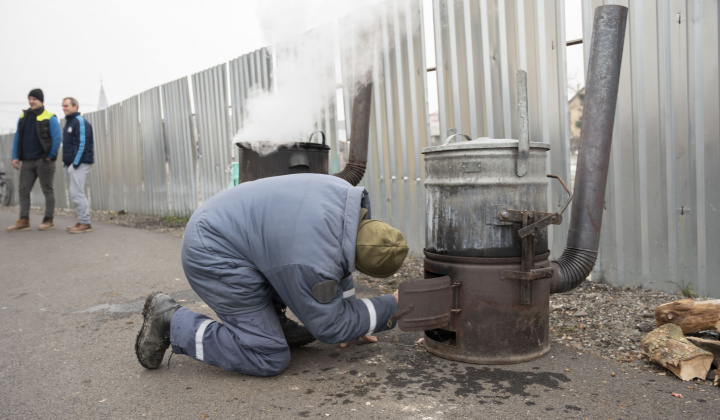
340, 335, 378, 348
11, 159, 20, 170
340, 291, 398, 348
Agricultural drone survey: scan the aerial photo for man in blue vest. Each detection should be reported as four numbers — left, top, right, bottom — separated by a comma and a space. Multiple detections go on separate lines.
135, 174, 409, 376
61, 97, 94, 234
6, 89, 62, 232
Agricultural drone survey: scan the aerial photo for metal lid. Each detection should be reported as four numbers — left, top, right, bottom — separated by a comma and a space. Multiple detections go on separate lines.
236, 130, 329, 152
236, 141, 329, 151
422, 135, 549, 154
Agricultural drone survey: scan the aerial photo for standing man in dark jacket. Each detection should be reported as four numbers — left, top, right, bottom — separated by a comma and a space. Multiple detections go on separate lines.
6, 89, 62, 232
61, 97, 94, 233
135, 174, 409, 377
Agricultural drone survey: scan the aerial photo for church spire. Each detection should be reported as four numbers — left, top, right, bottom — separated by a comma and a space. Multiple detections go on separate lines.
98, 78, 108, 111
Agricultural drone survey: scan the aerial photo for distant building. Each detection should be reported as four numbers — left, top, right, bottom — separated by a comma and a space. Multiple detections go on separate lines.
98, 82, 108, 111
568, 87, 584, 155
429, 111, 440, 146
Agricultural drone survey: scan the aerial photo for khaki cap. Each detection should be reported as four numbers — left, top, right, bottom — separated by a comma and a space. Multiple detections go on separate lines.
355, 219, 409, 278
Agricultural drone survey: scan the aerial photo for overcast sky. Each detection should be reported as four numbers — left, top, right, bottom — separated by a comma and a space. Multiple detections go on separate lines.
0, 0, 584, 132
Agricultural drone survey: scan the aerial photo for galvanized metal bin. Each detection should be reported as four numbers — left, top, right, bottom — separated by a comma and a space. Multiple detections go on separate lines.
423, 137, 551, 258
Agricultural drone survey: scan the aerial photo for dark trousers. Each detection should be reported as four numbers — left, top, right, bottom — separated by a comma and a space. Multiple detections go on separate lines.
19, 159, 55, 219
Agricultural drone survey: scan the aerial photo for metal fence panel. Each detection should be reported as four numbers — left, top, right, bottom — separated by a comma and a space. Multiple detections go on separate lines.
192, 64, 232, 201
586, 0, 720, 298
161, 77, 198, 217
106, 103, 123, 211
83, 110, 108, 211
340, 0, 430, 255
432, 0, 571, 258
229, 48, 273, 136
0, 133, 18, 206
106, 96, 144, 213
139, 87, 169, 216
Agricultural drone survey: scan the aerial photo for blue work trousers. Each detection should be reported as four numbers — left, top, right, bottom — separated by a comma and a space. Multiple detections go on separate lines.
169, 304, 291, 377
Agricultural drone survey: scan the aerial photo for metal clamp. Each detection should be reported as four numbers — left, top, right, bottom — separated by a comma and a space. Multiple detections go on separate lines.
517, 174, 573, 238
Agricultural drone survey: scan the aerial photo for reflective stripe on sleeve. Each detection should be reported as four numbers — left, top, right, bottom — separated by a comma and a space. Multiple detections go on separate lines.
195, 319, 214, 361
360, 298, 377, 336
74, 116, 86, 166
343, 288, 355, 298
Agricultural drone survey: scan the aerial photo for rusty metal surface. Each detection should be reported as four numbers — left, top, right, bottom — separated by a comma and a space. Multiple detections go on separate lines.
421, 251, 551, 364
517, 174, 573, 238
333, 78, 372, 186
236, 142, 329, 183
397, 275, 453, 332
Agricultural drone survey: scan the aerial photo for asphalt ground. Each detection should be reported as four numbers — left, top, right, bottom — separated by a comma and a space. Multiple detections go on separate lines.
1, 209, 718, 419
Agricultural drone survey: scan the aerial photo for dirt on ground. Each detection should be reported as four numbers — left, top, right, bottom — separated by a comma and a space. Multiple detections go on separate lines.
20, 206, 716, 377
52, 207, 188, 238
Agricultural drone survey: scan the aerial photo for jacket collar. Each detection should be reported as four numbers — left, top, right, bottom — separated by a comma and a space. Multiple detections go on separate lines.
25, 106, 45, 117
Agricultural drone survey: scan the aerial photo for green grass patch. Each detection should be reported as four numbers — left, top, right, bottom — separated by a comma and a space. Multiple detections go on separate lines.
162, 215, 190, 224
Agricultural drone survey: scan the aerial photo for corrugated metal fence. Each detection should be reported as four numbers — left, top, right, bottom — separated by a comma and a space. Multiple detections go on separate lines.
585, 0, 720, 297
432, 0, 571, 256
5, 1, 713, 297
0, 1, 571, 257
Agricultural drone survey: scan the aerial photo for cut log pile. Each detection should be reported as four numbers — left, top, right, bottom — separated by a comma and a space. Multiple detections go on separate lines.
641, 298, 720, 383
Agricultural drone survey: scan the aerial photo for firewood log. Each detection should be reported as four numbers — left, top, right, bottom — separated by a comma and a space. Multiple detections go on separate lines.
641, 323, 713, 381
686, 336, 720, 368
655, 298, 720, 334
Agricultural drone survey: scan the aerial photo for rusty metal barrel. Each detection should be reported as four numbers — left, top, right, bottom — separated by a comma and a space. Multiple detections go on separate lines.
235, 132, 329, 183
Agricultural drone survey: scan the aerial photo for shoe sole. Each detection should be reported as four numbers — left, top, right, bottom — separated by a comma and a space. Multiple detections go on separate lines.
6, 227, 30, 232
69, 228, 92, 234
135, 292, 162, 369
38, 226, 54, 231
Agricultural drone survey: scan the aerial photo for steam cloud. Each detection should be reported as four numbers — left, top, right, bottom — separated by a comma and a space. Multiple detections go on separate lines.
233, 0, 390, 155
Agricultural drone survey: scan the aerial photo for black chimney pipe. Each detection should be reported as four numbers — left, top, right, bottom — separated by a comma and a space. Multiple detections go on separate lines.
549, 5, 628, 294
334, 78, 372, 186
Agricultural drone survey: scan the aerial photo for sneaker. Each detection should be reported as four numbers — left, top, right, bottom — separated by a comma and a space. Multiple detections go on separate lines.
6, 218, 30, 232
68, 223, 92, 234
275, 302, 316, 348
38, 217, 54, 231
135, 292, 180, 369
66, 223, 81, 231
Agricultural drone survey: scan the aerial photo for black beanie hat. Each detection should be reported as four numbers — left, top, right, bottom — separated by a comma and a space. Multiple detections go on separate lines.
28, 88, 44, 103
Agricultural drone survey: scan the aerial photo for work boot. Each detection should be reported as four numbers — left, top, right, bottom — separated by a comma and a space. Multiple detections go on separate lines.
38, 217, 54, 231
275, 302, 316, 348
136, 292, 180, 369
66, 223, 80, 231
68, 223, 92, 234
6, 218, 30, 232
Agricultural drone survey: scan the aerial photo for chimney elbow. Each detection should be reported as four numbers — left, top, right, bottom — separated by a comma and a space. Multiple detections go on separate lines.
549, 247, 598, 294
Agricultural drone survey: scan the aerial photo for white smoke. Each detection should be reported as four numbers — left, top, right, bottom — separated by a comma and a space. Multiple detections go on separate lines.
233, 0, 390, 155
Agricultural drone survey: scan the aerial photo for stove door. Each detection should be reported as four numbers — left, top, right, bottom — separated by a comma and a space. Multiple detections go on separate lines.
397, 276, 453, 331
